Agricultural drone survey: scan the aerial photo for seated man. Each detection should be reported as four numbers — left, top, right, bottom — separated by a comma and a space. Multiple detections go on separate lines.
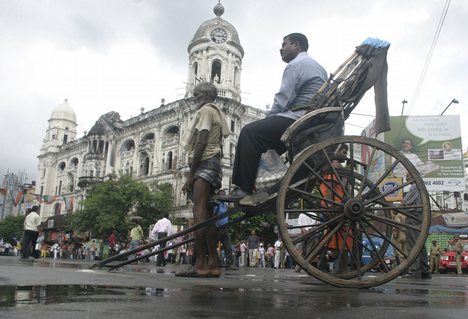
226, 33, 327, 200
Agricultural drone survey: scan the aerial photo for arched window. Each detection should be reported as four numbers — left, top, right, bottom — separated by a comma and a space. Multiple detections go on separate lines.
168, 151, 173, 170
211, 60, 221, 83
122, 139, 135, 151
140, 152, 150, 176
141, 132, 155, 144
143, 157, 150, 175
68, 173, 74, 192
58, 162, 66, 171
193, 62, 199, 84
98, 141, 104, 153
234, 66, 240, 87
70, 157, 79, 167
54, 203, 61, 216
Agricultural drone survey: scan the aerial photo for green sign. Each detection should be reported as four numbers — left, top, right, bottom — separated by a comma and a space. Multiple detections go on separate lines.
383, 116, 464, 191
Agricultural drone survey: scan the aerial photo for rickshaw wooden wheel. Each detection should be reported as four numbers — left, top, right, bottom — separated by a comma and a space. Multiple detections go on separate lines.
276, 136, 431, 288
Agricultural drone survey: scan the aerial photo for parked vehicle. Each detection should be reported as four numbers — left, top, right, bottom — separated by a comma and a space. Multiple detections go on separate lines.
362, 237, 395, 271
438, 234, 468, 273
0, 242, 14, 256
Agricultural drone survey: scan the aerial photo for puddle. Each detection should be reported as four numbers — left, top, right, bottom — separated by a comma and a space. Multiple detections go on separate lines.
0, 285, 174, 308
1, 282, 468, 312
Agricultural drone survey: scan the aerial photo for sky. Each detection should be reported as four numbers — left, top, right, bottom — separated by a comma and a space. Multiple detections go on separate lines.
1, 0, 467, 185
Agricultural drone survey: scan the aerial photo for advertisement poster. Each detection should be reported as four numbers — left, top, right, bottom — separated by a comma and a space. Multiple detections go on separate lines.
383, 115, 464, 192
379, 177, 404, 202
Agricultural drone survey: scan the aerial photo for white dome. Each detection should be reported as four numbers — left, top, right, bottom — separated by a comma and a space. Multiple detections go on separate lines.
188, 3, 244, 57
50, 99, 77, 125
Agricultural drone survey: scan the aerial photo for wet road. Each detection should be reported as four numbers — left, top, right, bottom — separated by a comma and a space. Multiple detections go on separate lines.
0, 256, 467, 319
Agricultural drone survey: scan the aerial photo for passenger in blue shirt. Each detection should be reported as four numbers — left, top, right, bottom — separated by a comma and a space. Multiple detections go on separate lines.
226, 33, 327, 200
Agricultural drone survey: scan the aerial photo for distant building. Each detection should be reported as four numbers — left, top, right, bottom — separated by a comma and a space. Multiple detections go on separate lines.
36, 3, 265, 227
0, 172, 35, 219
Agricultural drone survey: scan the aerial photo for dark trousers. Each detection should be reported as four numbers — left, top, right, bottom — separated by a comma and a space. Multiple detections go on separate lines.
232, 116, 295, 192
156, 232, 167, 266
406, 211, 429, 275
218, 229, 234, 266
21, 230, 39, 259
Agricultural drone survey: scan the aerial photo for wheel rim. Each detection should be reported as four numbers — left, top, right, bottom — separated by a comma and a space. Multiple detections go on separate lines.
276, 136, 431, 288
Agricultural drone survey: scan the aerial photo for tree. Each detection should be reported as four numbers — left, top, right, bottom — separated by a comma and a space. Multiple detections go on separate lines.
70, 176, 173, 241
229, 210, 277, 245
0, 215, 24, 244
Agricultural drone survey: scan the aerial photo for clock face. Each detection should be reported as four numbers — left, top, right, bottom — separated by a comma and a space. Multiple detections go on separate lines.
211, 28, 227, 44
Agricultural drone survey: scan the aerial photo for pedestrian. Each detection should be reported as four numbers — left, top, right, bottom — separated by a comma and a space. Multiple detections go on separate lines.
128, 220, 144, 259
177, 82, 230, 278
274, 238, 282, 268
266, 243, 275, 268
222, 33, 327, 201
296, 211, 319, 272
240, 241, 247, 267
392, 212, 406, 266
234, 243, 241, 266
402, 173, 431, 279
429, 240, 441, 274
187, 244, 194, 265
180, 244, 187, 264
108, 230, 117, 257
453, 236, 463, 275
52, 242, 61, 260
40, 242, 49, 258
20, 206, 42, 259
214, 189, 236, 269
247, 230, 260, 267
258, 243, 266, 268
150, 212, 174, 267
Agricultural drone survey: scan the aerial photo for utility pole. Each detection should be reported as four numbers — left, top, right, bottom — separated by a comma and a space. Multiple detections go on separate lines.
400, 99, 408, 116
440, 98, 459, 115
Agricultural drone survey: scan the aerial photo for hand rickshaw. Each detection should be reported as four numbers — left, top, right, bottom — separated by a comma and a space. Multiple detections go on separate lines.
94, 38, 431, 288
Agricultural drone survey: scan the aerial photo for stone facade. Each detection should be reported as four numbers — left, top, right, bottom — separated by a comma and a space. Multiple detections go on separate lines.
36, 3, 265, 223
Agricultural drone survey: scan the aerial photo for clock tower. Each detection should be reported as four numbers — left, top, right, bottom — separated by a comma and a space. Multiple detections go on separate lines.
185, 2, 244, 102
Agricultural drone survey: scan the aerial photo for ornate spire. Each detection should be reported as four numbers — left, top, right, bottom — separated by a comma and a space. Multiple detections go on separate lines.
213, 1, 224, 18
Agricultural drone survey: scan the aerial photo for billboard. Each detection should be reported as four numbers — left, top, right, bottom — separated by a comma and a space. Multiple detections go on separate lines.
382, 115, 464, 191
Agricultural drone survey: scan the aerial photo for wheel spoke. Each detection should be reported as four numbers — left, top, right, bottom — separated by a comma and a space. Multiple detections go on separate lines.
321, 149, 351, 199
333, 222, 354, 274
364, 212, 422, 233
362, 218, 408, 260
292, 214, 344, 245
288, 185, 344, 207
302, 161, 346, 202
359, 223, 391, 273
303, 219, 346, 265
361, 158, 401, 201
364, 179, 412, 204
357, 145, 377, 197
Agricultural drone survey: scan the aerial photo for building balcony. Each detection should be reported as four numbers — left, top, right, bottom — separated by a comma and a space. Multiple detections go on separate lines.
139, 142, 155, 153
162, 137, 178, 147
121, 150, 134, 159
85, 153, 105, 161
77, 176, 103, 189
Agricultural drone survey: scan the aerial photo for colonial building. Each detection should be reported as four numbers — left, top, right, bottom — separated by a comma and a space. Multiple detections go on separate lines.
36, 3, 265, 226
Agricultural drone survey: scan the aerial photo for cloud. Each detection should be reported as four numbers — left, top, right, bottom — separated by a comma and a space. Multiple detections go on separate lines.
1, 0, 467, 184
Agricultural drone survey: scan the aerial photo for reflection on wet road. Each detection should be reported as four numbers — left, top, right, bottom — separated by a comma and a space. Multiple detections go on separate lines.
0, 257, 467, 319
